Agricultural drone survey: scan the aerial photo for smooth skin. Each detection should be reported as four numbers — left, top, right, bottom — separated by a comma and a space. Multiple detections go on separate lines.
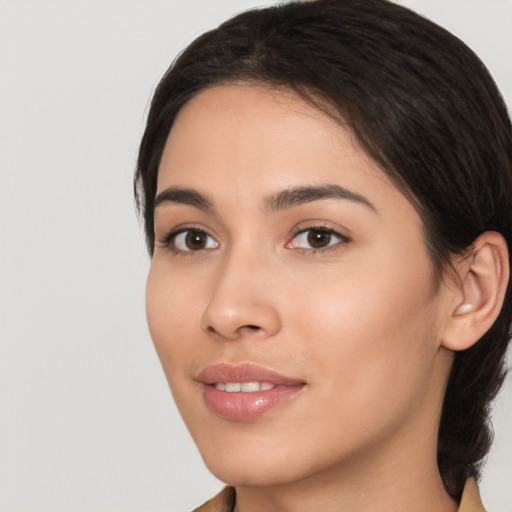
146, 85, 508, 512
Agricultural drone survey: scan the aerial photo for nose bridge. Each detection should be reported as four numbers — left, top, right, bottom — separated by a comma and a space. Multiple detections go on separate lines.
200, 241, 280, 339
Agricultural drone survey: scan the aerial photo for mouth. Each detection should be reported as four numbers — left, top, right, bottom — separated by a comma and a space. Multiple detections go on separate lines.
197, 363, 306, 421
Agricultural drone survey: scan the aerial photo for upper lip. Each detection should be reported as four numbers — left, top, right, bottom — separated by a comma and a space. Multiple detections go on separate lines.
197, 363, 304, 386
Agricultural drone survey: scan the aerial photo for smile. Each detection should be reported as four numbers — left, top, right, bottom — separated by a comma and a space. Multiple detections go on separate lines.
198, 363, 306, 421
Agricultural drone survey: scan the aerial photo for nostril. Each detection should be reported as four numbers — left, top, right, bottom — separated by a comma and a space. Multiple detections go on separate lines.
204, 324, 260, 338
204, 323, 262, 339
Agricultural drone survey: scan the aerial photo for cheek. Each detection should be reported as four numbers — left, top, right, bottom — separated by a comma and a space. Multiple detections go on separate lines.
291, 248, 440, 402
145, 264, 200, 375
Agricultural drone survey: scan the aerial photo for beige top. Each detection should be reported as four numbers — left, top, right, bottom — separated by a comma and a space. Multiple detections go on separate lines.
193, 479, 485, 512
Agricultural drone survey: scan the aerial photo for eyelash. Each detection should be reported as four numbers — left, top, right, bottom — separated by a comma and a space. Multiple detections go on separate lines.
157, 225, 350, 255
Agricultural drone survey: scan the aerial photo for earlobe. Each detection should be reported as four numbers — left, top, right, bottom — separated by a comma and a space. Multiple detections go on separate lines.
453, 303, 474, 315
441, 232, 509, 352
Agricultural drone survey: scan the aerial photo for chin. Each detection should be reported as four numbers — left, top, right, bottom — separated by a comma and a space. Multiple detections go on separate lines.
196, 430, 340, 490
193, 433, 303, 488
204, 456, 299, 488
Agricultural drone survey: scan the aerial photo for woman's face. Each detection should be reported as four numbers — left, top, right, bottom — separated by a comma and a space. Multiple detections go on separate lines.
146, 85, 454, 487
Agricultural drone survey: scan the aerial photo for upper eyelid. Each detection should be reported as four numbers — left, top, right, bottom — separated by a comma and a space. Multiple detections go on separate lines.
292, 226, 349, 240
290, 221, 351, 239
157, 224, 215, 243
296, 226, 345, 236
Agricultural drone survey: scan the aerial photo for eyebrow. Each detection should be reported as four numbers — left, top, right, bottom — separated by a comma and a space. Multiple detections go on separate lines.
154, 186, 214, 210
264, 184, 377, 213
154, 183, 376, 214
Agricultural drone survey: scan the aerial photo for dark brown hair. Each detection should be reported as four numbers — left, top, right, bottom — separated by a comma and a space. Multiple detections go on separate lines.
135, 0, 512, 499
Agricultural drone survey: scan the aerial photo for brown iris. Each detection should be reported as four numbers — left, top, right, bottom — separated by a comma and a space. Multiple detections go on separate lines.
307, 229, 332, 249
185, 230, 208, 250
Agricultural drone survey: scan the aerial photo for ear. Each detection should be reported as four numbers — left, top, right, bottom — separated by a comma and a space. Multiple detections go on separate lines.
441, 231, 509, 351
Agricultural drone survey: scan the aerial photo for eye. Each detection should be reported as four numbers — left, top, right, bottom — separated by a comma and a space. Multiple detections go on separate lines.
287, 227, 349, 251
166, 229, 219, 252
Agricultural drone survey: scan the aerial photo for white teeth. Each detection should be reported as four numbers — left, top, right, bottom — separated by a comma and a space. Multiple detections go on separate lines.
241, 382, 260, 392
214, 382, 275, 392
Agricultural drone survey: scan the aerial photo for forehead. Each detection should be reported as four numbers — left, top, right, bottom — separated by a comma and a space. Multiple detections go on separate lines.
158, 84, 392, 194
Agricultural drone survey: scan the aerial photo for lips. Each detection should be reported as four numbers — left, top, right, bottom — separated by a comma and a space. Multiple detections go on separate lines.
197, 363, 306, 421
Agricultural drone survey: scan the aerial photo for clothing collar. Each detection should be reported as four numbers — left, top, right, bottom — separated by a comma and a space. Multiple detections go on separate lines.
458, 478, 486, 512
193, 478, 485, 512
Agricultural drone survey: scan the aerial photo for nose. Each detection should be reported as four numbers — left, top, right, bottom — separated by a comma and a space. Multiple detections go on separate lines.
200, 251, 281, 340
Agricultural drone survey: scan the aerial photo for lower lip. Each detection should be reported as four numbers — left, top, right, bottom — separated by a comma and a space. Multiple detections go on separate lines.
203, 384, 304, 421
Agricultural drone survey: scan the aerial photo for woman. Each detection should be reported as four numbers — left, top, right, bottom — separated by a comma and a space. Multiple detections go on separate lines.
135, 0, 512, 510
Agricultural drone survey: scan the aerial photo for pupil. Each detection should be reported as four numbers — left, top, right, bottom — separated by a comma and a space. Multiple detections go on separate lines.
308, 230, 330, 248
186, 231, 205, 250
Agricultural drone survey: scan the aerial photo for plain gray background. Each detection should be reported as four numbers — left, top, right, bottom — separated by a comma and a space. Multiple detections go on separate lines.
1, 1, 511, 510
